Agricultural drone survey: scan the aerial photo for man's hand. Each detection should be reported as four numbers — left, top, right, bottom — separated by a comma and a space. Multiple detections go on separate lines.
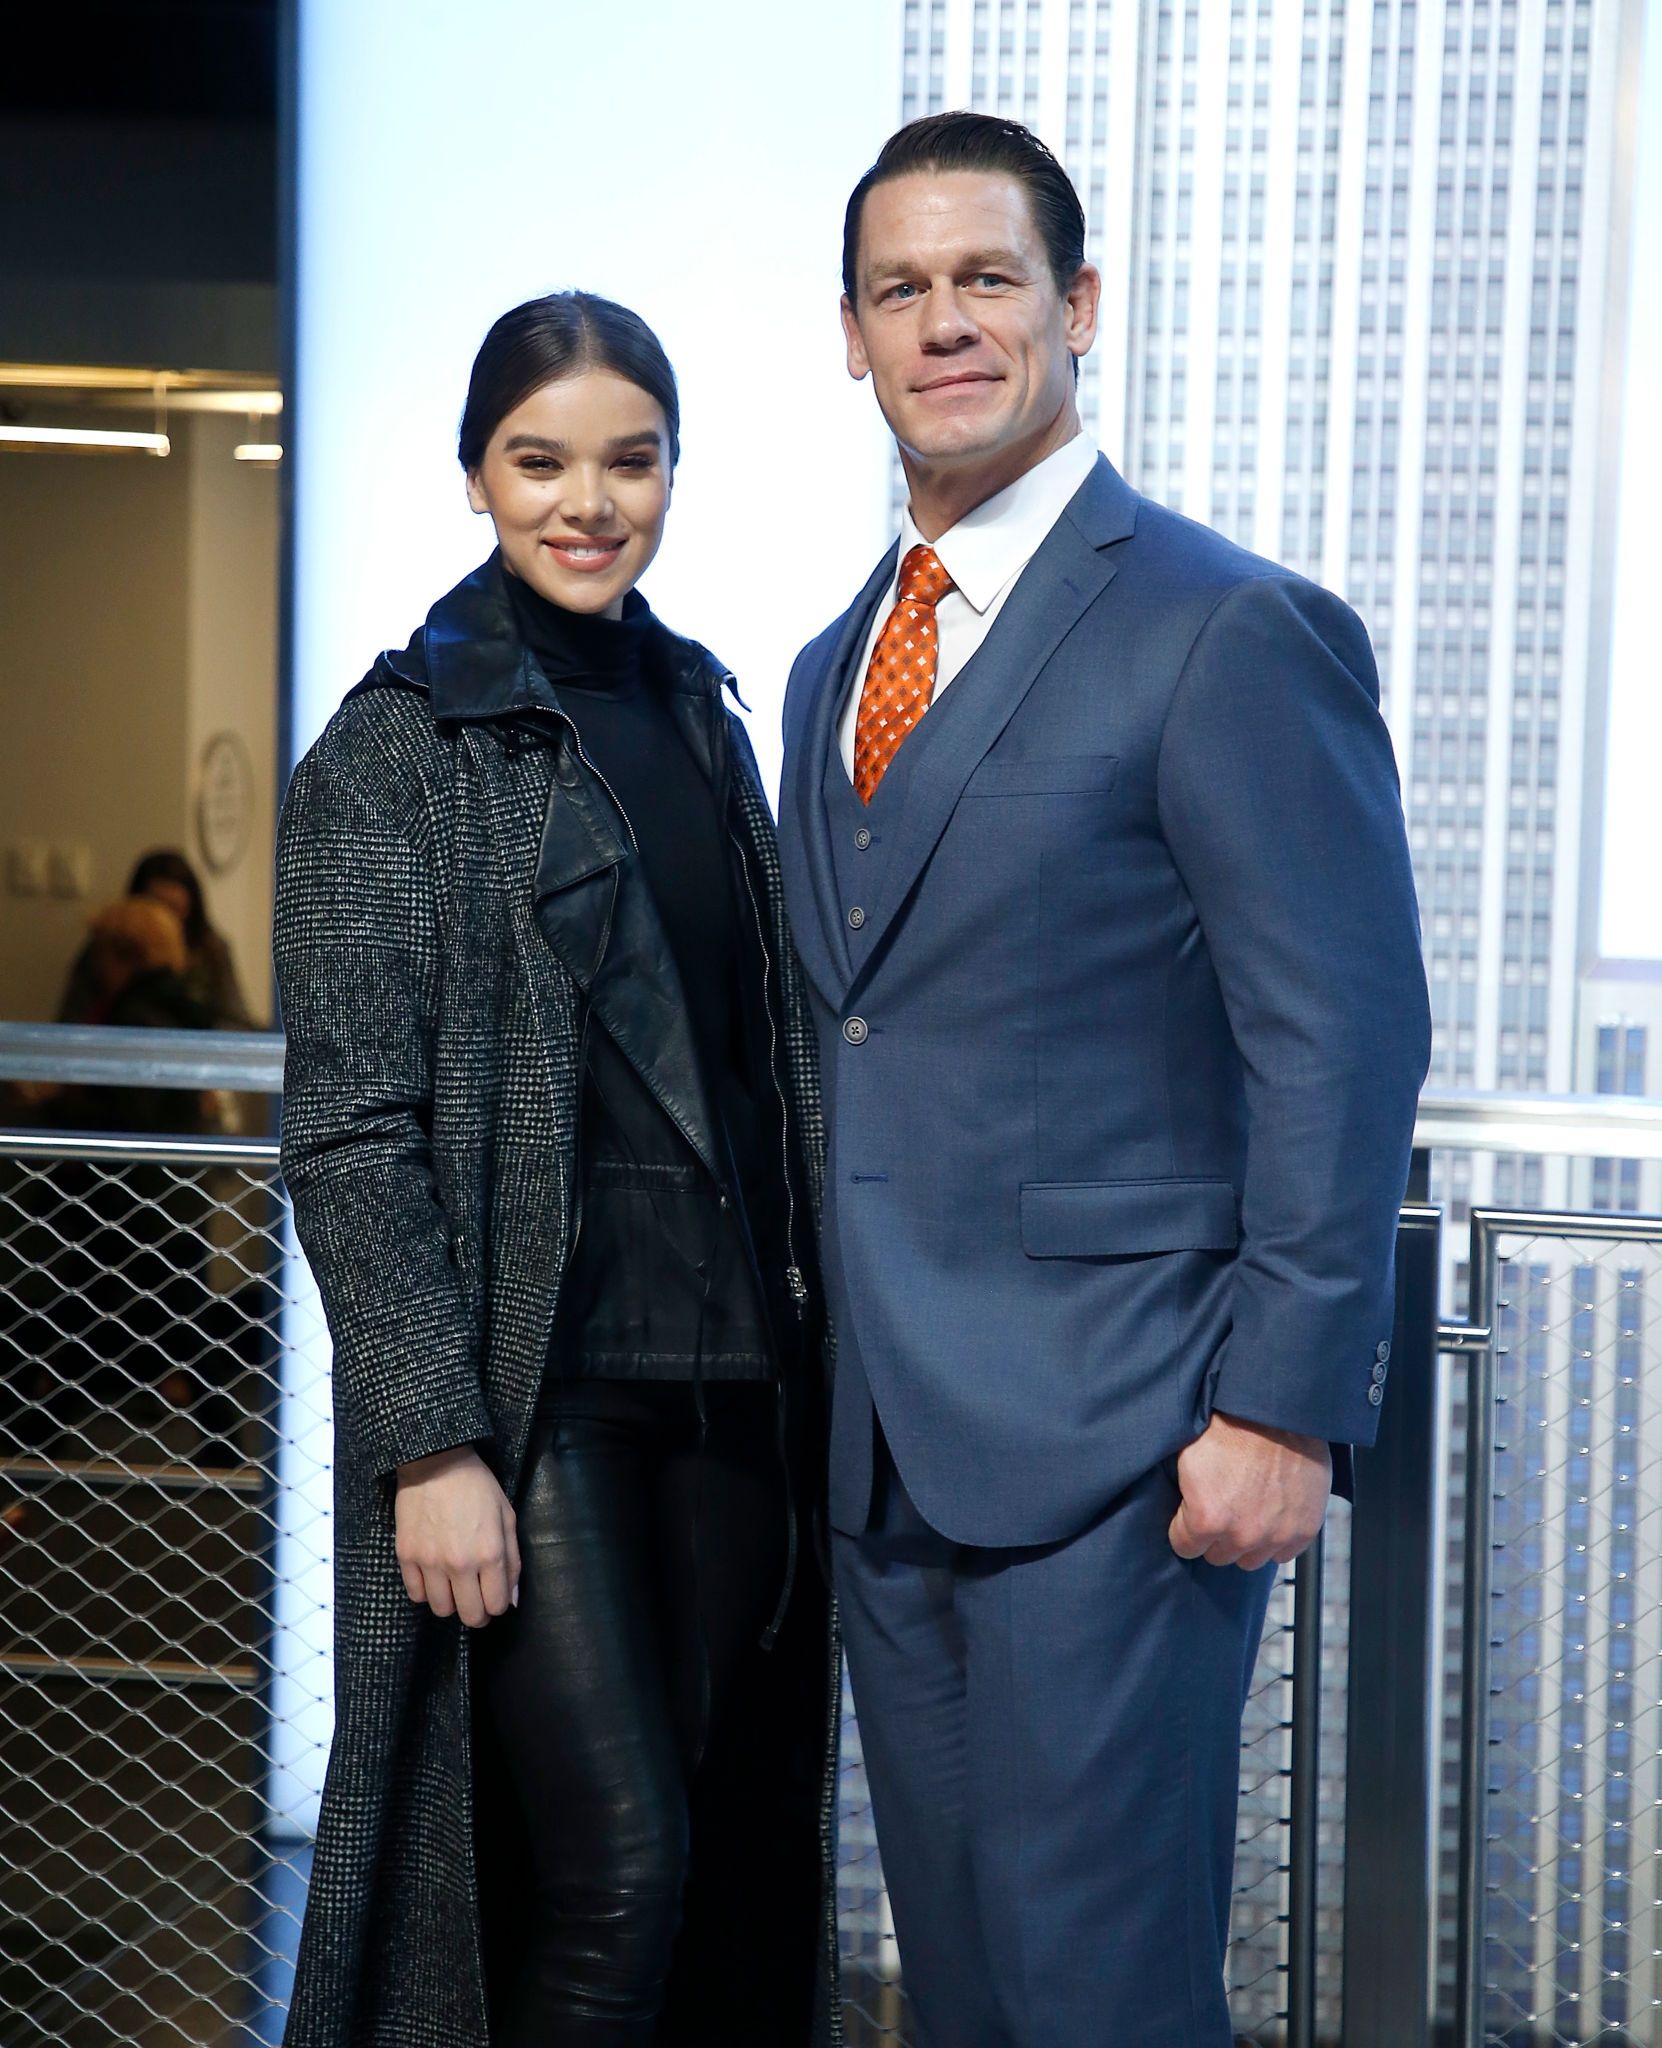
394, 1445, 520, 1627
1167, 1410, 1331, 1570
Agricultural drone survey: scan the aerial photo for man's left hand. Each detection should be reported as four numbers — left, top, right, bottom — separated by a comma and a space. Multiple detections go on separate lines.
1167, 1410, 1332, 1570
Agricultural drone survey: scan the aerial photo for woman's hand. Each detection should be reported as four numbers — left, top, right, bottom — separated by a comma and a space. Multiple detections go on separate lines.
393, 1446, 521, 1627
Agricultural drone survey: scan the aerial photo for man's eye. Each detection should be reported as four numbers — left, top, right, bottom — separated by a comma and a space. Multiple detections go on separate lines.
884, 282, 918, 302
975, 274, 1009, 289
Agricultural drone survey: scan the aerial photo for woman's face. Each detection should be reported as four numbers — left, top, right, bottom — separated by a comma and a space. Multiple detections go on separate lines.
466, 369, 672, 619
141, 878, 194, 930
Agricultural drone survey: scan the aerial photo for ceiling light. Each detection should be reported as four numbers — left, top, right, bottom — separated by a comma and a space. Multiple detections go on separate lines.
233, 442, 283, 464
0, 424, 170, 456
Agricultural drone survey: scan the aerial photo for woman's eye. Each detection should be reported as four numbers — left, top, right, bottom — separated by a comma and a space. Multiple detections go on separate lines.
616, 455, 654, 472
520, 457, 558, 473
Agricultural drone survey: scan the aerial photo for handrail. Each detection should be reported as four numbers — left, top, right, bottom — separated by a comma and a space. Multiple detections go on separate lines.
1413, 1089, 1662, 1158
5, 1027, 1662, 1156
0, 1023, 286, 1092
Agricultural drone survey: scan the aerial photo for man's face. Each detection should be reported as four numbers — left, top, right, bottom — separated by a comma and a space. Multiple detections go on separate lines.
841, 170, 1099, 474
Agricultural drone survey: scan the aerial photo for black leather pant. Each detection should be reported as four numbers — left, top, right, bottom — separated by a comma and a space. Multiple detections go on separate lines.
475, 1377, 790, 2046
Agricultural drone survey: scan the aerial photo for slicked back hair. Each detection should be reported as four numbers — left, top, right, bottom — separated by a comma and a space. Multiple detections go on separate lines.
842, 110, 1087, 306
457, 291, 680, 474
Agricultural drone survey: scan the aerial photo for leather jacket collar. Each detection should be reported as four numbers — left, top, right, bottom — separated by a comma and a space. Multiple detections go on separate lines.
379, 550, 740, 717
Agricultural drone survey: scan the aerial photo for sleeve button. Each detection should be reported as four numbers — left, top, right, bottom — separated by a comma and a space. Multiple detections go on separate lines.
1376, 1340, 1392, 1362
1367, 1382, 1385, 1407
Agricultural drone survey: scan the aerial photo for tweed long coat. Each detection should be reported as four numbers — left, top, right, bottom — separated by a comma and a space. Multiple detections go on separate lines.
272, 562, 841, 2047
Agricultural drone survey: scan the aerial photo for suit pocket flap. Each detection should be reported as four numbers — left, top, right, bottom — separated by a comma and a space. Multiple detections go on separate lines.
1020, 1178, 1239, 1257
964, 753, 1120, 797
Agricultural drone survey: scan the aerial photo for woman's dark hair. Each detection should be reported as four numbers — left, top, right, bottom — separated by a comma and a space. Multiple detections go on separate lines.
842, 111, 1087, 305
126, 849, 207, 950
457, 291, 681, 473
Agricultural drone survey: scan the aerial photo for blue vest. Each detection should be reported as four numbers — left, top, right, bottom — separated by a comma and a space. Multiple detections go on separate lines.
820, 668, 931, 1528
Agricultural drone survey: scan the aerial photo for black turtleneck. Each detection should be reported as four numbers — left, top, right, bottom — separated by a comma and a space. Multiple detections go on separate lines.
506, 573, 747, 1117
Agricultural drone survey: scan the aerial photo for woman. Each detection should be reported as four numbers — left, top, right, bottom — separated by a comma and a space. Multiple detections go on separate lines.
56, 848, 255, 1028
274, 293, 838, 2048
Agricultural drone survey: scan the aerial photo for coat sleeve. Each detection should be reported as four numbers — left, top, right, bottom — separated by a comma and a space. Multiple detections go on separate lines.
274, 741, 496, 1482
1155, 574, 1431, 1446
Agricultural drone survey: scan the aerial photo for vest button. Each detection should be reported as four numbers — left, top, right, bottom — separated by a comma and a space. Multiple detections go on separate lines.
854, 828, 872, 850
843, 1016, 869, 1046
848, 906, 866, 930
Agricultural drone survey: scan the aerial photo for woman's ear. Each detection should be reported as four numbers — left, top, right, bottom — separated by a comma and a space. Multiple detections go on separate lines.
465, 467, 490, 516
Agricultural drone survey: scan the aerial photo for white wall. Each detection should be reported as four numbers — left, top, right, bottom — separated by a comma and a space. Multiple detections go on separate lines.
291, 0, 905, 797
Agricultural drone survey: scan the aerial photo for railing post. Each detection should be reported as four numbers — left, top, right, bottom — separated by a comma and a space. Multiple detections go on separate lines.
1287, 1532, 1323, 2048
1454, 1219, 1498, 2048
1341, 1205, 1443, 2048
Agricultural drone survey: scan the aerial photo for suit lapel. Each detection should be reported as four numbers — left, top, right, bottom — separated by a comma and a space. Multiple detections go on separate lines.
781, 545, 897, 1006
849, 457, 1139, 984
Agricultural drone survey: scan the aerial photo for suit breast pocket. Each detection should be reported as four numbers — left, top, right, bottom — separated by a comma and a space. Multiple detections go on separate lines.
961, 754, 1120, 799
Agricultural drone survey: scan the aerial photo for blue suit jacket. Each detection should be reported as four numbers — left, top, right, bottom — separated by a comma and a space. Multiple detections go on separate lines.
778, 455, 1431, 1548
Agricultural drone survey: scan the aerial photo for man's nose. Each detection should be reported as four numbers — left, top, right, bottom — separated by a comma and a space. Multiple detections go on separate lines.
921, 284, 979, 349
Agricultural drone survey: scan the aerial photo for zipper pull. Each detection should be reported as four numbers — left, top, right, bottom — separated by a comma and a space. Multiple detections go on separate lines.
785, 1266, 809, 1317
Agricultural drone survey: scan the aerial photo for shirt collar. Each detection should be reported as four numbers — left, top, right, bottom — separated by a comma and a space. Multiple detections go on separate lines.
897, 432, 1099, 615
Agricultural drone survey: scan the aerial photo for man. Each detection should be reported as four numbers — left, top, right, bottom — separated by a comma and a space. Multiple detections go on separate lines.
776, 112, 1431, 2045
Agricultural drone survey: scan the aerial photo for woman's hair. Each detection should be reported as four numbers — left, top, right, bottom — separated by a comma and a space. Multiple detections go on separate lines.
89, 896, 188, 979
457, 292, 681, 474
126, 849, 207, 950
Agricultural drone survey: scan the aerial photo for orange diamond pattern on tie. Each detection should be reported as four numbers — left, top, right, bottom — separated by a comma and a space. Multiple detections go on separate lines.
852, 543, 956, 804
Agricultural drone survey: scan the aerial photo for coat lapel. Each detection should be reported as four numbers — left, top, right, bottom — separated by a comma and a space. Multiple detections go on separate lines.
781, 546, 898, 1007
848, 458, 1138, 985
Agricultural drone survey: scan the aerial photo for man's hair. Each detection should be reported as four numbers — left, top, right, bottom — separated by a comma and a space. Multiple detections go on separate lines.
842, 111, 1088, 305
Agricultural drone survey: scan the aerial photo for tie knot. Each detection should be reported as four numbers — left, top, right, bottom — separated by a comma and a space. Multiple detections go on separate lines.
897, 543, 953, 608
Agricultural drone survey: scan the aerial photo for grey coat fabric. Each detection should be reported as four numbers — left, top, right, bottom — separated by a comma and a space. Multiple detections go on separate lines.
273, 562, 839, 2047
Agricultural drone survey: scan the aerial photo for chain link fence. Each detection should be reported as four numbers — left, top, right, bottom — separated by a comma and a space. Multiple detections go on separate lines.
0, 1116, 1320, 2046
1470, 1221, 1662, 2048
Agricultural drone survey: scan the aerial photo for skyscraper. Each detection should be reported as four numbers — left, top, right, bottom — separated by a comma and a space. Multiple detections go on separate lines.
894, 0, 1642, 1183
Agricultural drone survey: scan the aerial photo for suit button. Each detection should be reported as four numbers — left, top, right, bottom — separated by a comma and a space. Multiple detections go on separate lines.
848, 906, 866, 930
1367, 1382, 1384, 1407
843, 1016, 869, 1046
1372, 1362, 1388, 1385
854, 828, 872, 850
1376, 1340, 1392, 1362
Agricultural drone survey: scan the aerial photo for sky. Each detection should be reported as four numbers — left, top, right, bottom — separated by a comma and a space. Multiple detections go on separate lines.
1598, 0, 1662, 959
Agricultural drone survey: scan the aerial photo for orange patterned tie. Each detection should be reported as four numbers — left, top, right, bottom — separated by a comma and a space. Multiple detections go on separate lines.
852, 543, 956, 804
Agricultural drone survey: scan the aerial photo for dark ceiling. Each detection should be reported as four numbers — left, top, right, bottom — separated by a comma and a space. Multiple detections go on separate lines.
1, 1, 279, 121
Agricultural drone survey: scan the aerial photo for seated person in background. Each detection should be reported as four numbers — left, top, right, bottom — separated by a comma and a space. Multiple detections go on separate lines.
45, 897, 219, 1133
56, 849, 255, 1029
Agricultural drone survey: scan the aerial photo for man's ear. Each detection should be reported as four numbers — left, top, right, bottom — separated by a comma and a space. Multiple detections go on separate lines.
1063, 263, 1103, 361
841, 294, 872, 382
465, 468, 489, 516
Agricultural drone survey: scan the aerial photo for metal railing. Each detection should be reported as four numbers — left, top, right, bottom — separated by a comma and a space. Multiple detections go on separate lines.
4, 1024, 1662, 2046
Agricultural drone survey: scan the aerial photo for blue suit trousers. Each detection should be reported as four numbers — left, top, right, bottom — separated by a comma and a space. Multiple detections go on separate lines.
835, 1419, 1276, 2048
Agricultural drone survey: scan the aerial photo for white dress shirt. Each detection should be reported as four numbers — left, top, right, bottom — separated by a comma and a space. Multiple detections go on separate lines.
837, 431, 1100, 782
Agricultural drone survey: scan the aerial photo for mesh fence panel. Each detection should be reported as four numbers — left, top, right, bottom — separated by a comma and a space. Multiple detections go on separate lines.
1477, 1228, 1662, 2048
0, 1135, 1305, 2046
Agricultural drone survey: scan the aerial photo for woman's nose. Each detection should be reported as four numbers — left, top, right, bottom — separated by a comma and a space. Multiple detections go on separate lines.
557, 468, 614, 523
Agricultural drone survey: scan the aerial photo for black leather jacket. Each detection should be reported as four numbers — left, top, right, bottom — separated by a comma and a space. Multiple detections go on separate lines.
360, 554, 818, 1388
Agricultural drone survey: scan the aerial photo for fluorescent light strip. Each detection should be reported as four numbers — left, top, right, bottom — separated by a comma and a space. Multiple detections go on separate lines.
233, 442, 284, 463
0, 424, 170, 455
